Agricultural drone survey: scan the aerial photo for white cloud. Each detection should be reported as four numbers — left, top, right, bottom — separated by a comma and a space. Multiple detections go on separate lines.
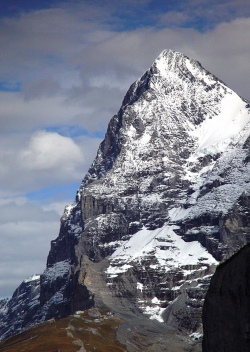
157, 0, 250, 30
0, 93, 84, 133
0, 199, 60, 298
19, 130, 83, 170
0, 221, 60, 298
0, 197, 27, 206
159, 11, 193, 27
0, 131, 102, 197
42, 201, 70, 216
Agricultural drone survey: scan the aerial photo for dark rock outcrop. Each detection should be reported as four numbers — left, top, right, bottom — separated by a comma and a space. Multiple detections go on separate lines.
203, 243, 250, 352
0, 275, 40, 340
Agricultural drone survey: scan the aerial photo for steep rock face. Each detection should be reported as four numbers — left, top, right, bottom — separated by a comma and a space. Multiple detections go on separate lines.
1, 49, 250, 341
202, 243, 250, 352
0, 275, 40, 340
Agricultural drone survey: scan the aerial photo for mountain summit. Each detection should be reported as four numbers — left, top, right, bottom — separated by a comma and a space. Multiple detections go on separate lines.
1, 49, 250, 348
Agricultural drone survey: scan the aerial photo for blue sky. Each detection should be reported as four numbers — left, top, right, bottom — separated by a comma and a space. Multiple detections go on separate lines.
0, 0, 250, 298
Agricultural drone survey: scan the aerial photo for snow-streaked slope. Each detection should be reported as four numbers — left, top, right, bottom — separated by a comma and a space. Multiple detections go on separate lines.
189, 91, 250, 156
106, 225, 218, 278
42, 260, 70, 284
173, 119, 250, 222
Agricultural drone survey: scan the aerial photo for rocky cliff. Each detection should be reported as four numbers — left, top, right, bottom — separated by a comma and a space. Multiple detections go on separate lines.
1, 49, 250, 345
202, 243, 250, 351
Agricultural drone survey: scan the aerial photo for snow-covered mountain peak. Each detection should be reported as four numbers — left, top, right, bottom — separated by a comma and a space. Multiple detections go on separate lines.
153, 49, 214, 84
154, 49, 195, 75
2, 49, 250, 342
76, 50, 250, 234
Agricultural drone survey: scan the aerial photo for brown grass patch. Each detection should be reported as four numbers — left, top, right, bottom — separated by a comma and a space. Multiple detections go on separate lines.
0, 309, 126, 352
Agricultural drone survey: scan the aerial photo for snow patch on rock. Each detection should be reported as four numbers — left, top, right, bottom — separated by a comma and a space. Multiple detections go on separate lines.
106, 226, 218, 277
42, 260, 70, 284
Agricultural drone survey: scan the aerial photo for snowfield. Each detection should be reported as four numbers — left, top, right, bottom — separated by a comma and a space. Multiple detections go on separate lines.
106, 225, 218, 278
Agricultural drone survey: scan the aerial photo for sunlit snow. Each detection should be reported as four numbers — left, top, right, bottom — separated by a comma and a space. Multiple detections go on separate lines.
190, 91, 250, 153
24, 274, 40, 283
106, 225, 218, 277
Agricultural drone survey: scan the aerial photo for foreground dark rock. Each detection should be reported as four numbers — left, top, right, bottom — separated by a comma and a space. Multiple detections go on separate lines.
203, 243, 250, 352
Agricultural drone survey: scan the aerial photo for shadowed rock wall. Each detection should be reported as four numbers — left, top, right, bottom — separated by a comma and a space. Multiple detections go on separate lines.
202, 243, 250, 352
